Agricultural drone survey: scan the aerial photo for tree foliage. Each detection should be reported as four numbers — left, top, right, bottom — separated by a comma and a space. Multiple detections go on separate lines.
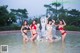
0, 5, 28, 26
44, 2, 80, 27
10, 9, 28, 18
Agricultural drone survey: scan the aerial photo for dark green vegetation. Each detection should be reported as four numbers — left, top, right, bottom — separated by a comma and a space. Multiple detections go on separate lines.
44, 2, 80, 31
0, 5, 28, 26
0, 5, 28, 31
0, 2, 80, 31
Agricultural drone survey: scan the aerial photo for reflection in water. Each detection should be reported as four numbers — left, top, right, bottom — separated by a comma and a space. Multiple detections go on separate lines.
61, 42, 66, 53
46, 43, 54, 53
22, 42, 27, 53
46, 42, 62, 53
30, 42, 37, 53
0, 32, 80, 53
22, 41, 66, 53
22, 41, 37, 53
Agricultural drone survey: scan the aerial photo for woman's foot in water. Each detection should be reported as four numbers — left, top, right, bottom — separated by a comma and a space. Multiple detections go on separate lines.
30, 38, 35, 42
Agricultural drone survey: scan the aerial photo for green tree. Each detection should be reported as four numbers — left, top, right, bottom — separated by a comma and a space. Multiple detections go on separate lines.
10, 8, 28, 18
68, 9, 80, 17
0, 5, 9, 26
44, 2, 61, 20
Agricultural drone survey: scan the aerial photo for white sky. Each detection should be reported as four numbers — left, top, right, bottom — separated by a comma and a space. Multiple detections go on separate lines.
0, 0, 80, 17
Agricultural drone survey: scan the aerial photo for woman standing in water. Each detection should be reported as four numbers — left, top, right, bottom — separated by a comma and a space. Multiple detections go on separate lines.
46, 16, 54, 42
58, 20, 67, 42
30, 20, 38, 42
21, 20, 30, 42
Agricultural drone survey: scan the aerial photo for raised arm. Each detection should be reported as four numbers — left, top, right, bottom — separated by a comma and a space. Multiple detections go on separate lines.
62, 19, 66, 26
46, 17, 48, 25
46, 15, 50, 25
52, 19, 55, 23
52, 19, 58, 26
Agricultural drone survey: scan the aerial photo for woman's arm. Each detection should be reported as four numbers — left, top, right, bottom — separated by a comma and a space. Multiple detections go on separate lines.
29, 25, 32, 30
52, 19, 55, 25
52, 20, 59, 26
37, 23, 40, 30
29, 25, 33, 36
62, 19, 66, 26
21, 26, 24, 33
46, 16, 50, 25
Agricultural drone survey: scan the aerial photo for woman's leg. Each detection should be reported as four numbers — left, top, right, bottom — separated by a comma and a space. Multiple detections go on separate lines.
48, 36, 54, 42
62, 33, 67, 42
30, 34, 37, 42
47, 33, 53, 42
22, 33, 28, 42
46, 31, 53, 42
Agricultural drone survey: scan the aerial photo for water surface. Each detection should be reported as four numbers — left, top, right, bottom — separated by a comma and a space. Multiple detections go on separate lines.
0, 31, 80, 53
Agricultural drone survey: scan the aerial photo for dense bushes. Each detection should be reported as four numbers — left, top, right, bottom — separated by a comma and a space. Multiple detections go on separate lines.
0, 24, 80, 31
65, 25, 80, 31
0, 24, 21, 31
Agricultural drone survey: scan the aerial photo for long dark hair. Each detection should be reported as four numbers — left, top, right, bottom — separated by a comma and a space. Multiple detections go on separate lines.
48, 19, 52, 25
22, 20, 28, 26
59, 20, 64, 25
32, 20, 37, 25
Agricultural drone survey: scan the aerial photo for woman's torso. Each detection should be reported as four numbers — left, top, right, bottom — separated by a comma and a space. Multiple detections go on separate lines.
31, 24, 37, 34
46, 24, 53, 35
58, 25, 65, 33
22, 25, 29, 30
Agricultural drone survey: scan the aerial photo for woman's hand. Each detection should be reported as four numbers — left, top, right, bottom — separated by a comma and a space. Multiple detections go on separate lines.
52, 19, 55, 23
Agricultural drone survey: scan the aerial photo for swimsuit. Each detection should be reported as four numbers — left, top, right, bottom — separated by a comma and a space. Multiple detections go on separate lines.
46, 25, 52, 30
58, 27, 66, 35
32, 33, 37, 36
61, 31, 66, 35
22, 27, 30, 30
22, 27, 30, 35
23, 32, 27, 35
31, 24, 37, 30
31, 24, 37, 36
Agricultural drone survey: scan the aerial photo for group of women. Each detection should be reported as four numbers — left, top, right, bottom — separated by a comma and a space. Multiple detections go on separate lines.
21, 16, 67, 43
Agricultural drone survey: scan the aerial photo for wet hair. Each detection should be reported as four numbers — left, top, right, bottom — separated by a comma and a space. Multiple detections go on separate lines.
22, 20, 28, 26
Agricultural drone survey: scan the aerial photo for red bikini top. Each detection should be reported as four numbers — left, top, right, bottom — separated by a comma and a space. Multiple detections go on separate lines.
31, 24, 37, 30
58, 27, 64, 30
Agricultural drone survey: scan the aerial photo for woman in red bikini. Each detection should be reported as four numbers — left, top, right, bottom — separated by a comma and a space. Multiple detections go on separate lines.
58, 19, 67, 42
30, 20, 37, 42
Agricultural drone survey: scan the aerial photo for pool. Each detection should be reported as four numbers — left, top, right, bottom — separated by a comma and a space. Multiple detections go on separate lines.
0, 31, 80, 53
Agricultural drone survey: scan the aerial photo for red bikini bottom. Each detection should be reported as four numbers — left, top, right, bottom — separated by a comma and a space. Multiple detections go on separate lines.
61, 31, 66, 35
32, 33, 37, 36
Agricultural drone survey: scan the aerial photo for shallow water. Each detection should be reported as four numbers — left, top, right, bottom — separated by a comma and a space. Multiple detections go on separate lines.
0, 31, 80, 53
